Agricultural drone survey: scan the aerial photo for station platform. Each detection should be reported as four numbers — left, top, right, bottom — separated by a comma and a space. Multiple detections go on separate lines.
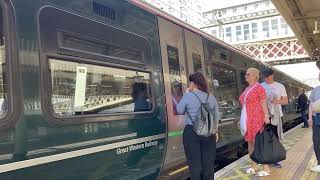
215, 124, 320, 180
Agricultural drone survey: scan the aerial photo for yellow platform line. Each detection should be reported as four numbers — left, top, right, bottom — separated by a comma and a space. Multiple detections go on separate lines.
168, 166, 188, 176
219, 168, 250, 180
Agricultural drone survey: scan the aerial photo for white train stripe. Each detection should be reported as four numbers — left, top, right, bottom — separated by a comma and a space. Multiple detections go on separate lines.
0, 134, 166, 174
0, 133, 138, 161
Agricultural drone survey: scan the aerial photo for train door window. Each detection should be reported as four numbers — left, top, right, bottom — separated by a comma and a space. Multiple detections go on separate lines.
49, 59, 153, 116
167, 46, 183, 114
192, 53, 202, 72
0, 4, 7, 118
211, 64, 240, 120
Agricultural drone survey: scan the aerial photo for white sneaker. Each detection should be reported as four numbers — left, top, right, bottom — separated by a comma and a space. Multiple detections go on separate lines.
310, 165, 320, 172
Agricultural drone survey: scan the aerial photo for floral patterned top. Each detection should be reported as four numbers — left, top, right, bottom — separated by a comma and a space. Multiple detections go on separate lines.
240, 83, 266, 142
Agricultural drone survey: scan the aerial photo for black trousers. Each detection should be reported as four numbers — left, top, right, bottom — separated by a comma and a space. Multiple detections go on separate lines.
183, 125, 216, 180
312, 117, 320, 165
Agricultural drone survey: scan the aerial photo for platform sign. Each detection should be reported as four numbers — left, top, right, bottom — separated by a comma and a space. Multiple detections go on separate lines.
74, 66, 87, 111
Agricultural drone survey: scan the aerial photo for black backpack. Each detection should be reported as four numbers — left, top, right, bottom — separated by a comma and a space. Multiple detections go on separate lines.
187, 92, 218, 137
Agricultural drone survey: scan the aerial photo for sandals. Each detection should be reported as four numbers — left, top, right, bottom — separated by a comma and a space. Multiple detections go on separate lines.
256, 171, 271, 177
245, 167, 257, 174
245, 168, 271, 177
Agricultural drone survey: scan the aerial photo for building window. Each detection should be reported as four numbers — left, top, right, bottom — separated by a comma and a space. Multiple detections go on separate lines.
233, 8, 237, 13
271, 19, 279, 36
244, 24, 250, 40
49, 59, 153, 116
225, 27, 232, 42
243, 6, 247, 10
280, 17, 288, 35
211, 29, 217, 37
255, 3, 259, 8
262, 20, 269, 38
236, 25, 242, 41
266, 1, 270, 6
252, 23, 258, 39
219, 27, 224, 40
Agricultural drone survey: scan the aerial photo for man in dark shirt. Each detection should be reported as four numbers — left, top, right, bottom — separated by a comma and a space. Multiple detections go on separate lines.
297, 89, 309, 128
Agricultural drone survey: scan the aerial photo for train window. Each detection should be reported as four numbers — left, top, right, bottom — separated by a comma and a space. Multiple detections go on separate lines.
211, 64, 240, 120
239, 70, 248, 92
59, 33, 143, 62
49, 59, 152, 116
0, 5, 8, 118
167, 46, 183, 115
192, 53, 202, 72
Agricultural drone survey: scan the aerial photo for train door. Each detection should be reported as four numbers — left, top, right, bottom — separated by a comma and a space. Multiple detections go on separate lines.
158, 17, 189, 178
184, 29, 206, 75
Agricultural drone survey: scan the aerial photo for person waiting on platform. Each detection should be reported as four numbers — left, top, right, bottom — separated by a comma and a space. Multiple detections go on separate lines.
261, 68, 288, 168
297, 88, 309, 128
308, 73, 320, 173
239, 68, 271, 177
176, 72, 219, 180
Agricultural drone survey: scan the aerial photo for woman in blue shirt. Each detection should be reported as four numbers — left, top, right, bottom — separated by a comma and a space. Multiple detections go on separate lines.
176, 72, 219, 180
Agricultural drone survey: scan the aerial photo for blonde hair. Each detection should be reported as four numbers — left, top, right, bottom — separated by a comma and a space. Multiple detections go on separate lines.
247, 68, 260, 80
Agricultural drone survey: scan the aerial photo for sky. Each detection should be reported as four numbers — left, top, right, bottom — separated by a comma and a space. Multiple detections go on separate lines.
275, 62, 320, 88
202, 0, 259, 11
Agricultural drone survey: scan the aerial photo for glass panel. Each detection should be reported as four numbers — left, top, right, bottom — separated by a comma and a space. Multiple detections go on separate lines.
49, 59, 152, 116
60, 33, 143, 62
244, 24, 250, 40
262, 20, 269, 38
211, 29, 217, 37
239, 70, 248, 92
271, 19, 279, 36
211, 65, 240, 120
167, 46, 183, 115
225, 27, 232, 42
236, 25, 242, 41
0, 6, 7, 118
192, 53, 202, 72
280, 17, 288, 35
252, 23, 258, 39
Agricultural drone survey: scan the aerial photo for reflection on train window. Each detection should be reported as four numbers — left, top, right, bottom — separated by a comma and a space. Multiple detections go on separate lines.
167, 46, 183, 115
48, 59, 152, 116
211, 65, 240, 120
0, 6, 8, 118
240, 71, 248, 92
192, 53, 202, 72
60, 33, 143, 62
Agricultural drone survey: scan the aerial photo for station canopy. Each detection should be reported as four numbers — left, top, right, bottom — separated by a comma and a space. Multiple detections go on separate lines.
272, 0, 320, 66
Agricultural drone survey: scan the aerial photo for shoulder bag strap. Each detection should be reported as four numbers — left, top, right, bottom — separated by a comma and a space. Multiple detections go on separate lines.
244, 83, 258, 105
191, 91, 202, 103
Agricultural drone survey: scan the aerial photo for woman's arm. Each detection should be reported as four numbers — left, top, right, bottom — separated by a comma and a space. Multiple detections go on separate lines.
176, 94, 188, 115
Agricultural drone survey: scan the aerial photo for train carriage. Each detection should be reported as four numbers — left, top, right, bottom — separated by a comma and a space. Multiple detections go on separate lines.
0, 0, 312, 179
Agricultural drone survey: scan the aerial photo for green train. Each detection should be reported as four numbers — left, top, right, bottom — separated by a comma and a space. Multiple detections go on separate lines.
0, 0, 312, 179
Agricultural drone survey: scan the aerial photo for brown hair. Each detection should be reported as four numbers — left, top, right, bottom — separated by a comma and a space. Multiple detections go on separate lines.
189, 72, 208, 93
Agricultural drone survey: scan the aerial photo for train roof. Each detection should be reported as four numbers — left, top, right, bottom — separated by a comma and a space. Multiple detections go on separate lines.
128, 0, 260, 62
128, 0, 312, 90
